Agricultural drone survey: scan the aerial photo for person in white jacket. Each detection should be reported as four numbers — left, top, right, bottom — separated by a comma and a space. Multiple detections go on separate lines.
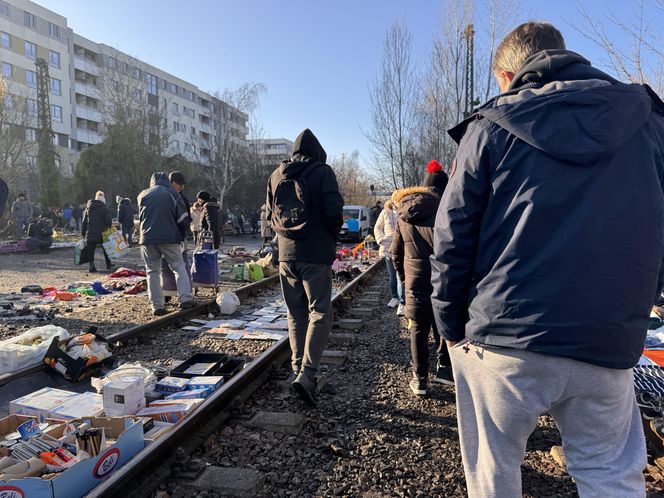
374, 200, 405, 314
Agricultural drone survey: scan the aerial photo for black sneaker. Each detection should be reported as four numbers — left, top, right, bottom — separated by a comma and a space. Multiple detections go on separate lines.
434, 365, 455, 386
409, 374, 427, 396
88, 267, 97, 273
292, 372, 317, 406
153, 308, 168, 316
178, 300, 198, 310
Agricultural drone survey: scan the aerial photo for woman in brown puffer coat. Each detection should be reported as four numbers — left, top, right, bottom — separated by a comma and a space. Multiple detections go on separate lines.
391, 160, 451, 397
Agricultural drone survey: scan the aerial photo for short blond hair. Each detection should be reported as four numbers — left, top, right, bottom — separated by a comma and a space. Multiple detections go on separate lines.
493, 22, 566, 75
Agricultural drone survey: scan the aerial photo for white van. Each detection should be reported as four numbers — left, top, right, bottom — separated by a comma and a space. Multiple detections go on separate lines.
340, 205, 371, 242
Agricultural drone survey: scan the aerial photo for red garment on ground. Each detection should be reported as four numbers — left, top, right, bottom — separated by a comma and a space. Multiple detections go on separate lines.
109, 267, 146, 278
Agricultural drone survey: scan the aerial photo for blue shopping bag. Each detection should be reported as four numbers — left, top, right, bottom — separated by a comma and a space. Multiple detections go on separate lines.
191, 250, 218, 285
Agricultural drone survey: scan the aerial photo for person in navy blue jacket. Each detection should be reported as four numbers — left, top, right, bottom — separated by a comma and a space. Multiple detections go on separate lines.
431, 21, 664, 498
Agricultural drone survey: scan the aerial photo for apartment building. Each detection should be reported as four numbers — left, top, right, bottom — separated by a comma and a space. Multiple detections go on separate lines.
0, 0, 247, 189
249, 138, 294, 165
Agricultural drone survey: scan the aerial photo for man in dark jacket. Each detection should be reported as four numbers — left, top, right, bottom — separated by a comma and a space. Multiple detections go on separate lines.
266, 128, 344, 405
431, 22, 664, 498
117, 198, 134, 247
137, 172, 195, 315
169, 171, 191, 241
197, 191, 221, 249
391, 161, 451, 397
25, 217, 53, 253
81, 191, 113, 272
11, 193, 32, 239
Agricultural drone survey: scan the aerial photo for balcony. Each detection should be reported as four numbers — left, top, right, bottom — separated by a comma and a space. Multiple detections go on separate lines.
74, 56, 100, 77
75, 105, 102, 124
75, 81, 101, 100
76, 128, 103, 145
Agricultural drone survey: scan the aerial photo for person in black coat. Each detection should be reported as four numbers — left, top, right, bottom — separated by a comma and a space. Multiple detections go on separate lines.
81, 191, 113, 272
391, 161, 451, 396
197, 190, 221, 249
117, 198, 134, 247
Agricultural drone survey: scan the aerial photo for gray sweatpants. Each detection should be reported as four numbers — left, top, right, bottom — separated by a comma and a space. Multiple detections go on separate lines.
279, 262, 332, 378
140, 243, 193, 310
450, 343, 646, 498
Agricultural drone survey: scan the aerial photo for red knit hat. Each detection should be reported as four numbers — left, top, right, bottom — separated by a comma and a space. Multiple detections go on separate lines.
423, 160, 448, 191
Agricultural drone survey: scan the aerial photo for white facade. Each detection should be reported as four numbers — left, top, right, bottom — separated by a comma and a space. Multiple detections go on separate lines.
249, 138, 294, 165
0, 0, 248, 179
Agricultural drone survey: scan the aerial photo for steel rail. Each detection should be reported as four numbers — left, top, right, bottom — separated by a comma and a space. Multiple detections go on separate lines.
0, 275, 279, 388
86, 257, 384, 498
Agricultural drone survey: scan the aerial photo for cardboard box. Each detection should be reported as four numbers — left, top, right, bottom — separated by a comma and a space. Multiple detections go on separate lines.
144, 421, 174, 442
155, 376, 189, 393
0, 415, 64, 451
186, 376, 224, 391
0, 417, 145, 498
103, 377, 146, 416
165, 388, 213, 400
49, 392, 104, 420
9, 387, 79, 419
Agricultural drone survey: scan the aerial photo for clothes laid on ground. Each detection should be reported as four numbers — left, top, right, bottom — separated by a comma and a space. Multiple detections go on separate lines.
634, 364, 664, 398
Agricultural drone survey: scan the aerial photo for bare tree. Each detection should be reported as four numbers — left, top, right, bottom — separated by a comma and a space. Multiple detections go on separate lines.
198, 82, 266, 213
366, 21, 419, 189
0, 79, 38, 192
330, 151, 375, 205
571, 0, 664, 94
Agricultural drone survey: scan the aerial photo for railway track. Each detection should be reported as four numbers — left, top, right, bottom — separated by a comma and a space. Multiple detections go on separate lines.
84, 258, 384, 498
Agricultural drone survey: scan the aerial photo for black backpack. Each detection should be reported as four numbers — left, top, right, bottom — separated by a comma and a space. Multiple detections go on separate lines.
271, 163, 321, 240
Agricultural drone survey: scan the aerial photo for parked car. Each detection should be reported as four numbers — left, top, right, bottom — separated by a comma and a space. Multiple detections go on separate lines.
340, 205, 370, 242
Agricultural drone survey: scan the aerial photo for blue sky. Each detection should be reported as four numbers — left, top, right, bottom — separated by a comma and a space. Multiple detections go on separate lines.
38, 0, 662, 166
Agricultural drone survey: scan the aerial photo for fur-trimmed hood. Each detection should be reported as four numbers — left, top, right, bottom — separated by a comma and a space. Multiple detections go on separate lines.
393, 187, 441, 226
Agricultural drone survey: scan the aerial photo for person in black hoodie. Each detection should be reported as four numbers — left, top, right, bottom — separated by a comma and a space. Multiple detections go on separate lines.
197, 191, 221, 249
117, 198, 134, 247
81, 191, 113, 272
432, 22, 664, 497
391, 161, 451, 397
266, 129, 344, 405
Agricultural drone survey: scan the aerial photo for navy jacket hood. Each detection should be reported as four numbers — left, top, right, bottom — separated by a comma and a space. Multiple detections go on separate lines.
150, 172, 171, 188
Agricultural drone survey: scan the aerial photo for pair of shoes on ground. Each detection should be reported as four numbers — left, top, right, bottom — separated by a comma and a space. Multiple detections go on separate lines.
409, 365, 455, 396
291, 370, 318, 406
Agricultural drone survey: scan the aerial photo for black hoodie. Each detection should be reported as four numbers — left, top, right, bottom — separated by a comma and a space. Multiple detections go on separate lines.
82, 199, 112, 244
266, 129, 344, 264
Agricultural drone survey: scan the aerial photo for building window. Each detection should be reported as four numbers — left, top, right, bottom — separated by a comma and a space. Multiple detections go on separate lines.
49, 50, 60, 69
190, 126, 196, 136
48, 22, 59, 39
106, 56, 116, 69
52, 104, 62, 122
1, 31, 9, 49
160, 79, 166, 90
0, 2, 9, 17
23, 11, 35, 28
25, 129, 36, 142
183, 106, 194, 118
24, 41, 36, 59
26, 69, 37, 88
1, 62, 12, 79
4, 95, 13, 109
170, 83, 177, 94
172, 102, 179, 114
54, 157, 60, 170
111, 79, 119, 91
50, 78, 61, 96
27, 98, 37, 116
132, 67, 140, 79
133, 89, 142, 103
185, 90, 195, 101
146, 73, 157, 95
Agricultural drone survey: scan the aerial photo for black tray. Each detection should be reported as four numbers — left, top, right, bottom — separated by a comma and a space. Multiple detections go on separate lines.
213, 358, 245, 381
170, 352, 228, 379
43, 327, 115, 382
